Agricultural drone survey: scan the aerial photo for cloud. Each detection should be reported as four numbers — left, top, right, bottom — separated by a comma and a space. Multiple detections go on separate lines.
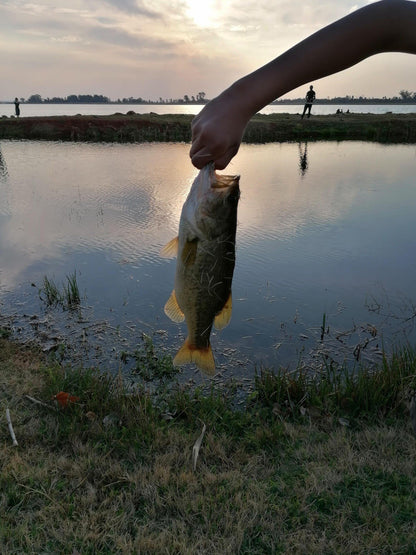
0, 0, 414, 101
98, 0, 162, 18
88, 25, 176, 51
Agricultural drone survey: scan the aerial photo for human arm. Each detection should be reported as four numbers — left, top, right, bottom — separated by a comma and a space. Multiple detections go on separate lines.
190, 0, 416, 169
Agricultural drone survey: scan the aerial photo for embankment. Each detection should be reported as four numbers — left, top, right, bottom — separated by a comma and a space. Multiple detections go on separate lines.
0, 112, 415, 143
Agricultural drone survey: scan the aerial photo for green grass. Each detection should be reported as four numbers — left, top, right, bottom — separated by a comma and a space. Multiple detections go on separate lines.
0, 326, 11, 339
1, 113, 415, 144
39, 271, 81, 309
40, 275, 61, 306
254, 346, 416, 421
122, 333, 180, 382
1, 338, 416, 553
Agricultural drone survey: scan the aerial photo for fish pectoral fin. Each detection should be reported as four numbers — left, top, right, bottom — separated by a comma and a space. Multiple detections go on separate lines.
181, 239, 198, 266
173, 340, 215, 376
164, 290, 185, 323
160, 237, 179, 258
214, 293, 232, 330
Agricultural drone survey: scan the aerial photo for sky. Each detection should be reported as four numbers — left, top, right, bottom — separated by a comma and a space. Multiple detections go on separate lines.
0, 0, 415, 102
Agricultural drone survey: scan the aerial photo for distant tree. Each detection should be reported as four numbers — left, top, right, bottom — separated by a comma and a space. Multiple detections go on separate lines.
399, 90, 412, 101
196, 91, 206, 102
183, 95, 190, 103
27, 94, 43, 103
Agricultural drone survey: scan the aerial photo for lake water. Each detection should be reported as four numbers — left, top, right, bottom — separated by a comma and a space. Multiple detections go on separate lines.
0, 139, 415, 385
1, 103, 415, 118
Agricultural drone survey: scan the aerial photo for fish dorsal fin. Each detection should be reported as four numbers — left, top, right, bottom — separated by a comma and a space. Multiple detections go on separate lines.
160, 237, 179, 258
214, 293, 232, 330
173, 339, 215, 376
181, 239, 198, 266
164, 290, 185, 323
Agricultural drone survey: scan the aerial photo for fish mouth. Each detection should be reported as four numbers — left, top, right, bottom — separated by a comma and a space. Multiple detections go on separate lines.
211, 174, 240, 189
206, 163, 240, 190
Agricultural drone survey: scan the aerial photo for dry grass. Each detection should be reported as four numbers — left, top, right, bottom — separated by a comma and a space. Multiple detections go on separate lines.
1, 338, 416, 553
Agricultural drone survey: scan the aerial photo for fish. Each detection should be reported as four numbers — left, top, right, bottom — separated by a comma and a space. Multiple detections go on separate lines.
161, 163, 240, 376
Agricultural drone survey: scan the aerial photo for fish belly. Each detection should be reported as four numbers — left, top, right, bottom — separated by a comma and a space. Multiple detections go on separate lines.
176, 236, 235, 348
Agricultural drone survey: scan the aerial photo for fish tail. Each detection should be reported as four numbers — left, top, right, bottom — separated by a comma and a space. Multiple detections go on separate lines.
173, 339, 215, 376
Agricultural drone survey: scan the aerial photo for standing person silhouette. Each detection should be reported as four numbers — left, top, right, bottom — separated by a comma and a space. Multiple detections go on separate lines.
190, 0, 416, 170
14, 98, 20, 117
301, 85, 316, 118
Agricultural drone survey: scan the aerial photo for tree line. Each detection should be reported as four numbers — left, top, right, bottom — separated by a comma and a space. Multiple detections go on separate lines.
15, 90, 416, 104
22, 92, 208, 104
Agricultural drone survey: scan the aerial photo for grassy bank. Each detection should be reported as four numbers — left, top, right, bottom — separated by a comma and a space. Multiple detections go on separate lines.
0, 112, 415, 143
1, 337, 416, 553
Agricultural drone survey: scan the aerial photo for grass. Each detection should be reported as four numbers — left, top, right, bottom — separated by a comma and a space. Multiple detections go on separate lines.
39, 271, 81, 309
1, 113, 415, 144
126, 333, 180, 382
254, 346, 416, 421
1, 338, 416, 553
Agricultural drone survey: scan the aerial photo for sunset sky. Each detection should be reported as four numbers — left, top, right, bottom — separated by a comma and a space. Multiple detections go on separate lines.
0, 0, 415, 102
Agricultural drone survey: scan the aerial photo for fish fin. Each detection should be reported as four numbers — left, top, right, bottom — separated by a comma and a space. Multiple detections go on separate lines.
214, 292, 232, 330
160, 237, 179, 258
173, 340, 215, 376
181, 239, 198, 266
164, 290, 185, 323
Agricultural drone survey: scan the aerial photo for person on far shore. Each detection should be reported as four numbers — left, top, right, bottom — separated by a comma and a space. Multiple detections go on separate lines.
301, 85, 316, 118
14, 98, 20, 117
190, 0, 416, 170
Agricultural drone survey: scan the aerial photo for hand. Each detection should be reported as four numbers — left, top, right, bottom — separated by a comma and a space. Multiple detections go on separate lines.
190, 92, 250, 170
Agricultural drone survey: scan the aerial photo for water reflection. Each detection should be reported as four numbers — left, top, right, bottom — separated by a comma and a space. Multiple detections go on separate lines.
0, 139, 415, 379
0, 142, 192, 289
298, 142, 308, 176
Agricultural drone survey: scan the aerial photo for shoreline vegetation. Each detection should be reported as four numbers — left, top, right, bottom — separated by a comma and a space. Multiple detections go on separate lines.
1, 333, 416, 551
0, 112, 415, 143
3, 90, 416, 104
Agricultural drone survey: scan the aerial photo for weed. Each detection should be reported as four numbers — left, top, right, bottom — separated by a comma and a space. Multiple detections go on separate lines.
0, 326, 11, 339
253, 346, 416, 422
63, 271, 80, 307
129, 333, 179, 381
39, 272, 82, 310
40, 275, 61, 306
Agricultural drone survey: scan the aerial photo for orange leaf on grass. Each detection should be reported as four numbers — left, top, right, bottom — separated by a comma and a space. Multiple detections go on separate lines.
53, 391, 80, 407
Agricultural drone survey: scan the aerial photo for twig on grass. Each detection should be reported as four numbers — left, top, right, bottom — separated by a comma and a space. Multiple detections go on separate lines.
24, 394, 57, 411
6, 408, 18, 446
192, 420, 206, 472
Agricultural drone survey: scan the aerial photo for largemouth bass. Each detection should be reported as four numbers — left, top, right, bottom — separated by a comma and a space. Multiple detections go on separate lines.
161, 163, 240, 375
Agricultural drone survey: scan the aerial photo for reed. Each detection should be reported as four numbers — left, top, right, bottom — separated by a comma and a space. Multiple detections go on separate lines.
40, 271, 81, 309
40, 275, 61, 306
63, 271, 81, 307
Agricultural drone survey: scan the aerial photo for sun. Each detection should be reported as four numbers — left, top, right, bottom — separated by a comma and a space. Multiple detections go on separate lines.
186, 0, 215, 27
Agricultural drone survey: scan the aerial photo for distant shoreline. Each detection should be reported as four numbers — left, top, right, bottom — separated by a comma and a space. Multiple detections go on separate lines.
1, 101, 416, 106
0, 112, 415, 143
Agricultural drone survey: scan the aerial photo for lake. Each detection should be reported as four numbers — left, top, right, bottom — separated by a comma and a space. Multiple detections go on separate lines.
0, 139, 415, 385
1, 103, 415, 118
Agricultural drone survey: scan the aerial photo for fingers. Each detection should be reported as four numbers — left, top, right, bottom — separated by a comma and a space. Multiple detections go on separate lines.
191, 150, 214, 169
190, 105, 242, 169
212, 144, 240, 170
190, 143, 240, 170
